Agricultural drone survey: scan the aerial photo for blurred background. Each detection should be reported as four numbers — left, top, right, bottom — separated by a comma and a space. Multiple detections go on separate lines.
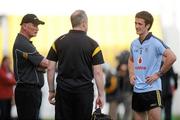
0, 0, 180, 119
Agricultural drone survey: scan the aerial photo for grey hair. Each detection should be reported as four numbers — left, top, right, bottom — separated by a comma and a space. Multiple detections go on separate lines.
70, 10, 87, 28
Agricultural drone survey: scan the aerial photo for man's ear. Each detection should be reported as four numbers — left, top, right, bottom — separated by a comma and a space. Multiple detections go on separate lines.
146, 24, 150, 30
83, 21, 88, 30
82, 21, 86, 28
22, 23, 28, 29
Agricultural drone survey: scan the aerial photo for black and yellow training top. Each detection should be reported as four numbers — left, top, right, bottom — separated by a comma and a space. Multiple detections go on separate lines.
47, 30, 104, 93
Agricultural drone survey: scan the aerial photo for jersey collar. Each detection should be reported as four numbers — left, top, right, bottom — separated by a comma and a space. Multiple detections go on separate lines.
139, 32, 152, 44
18, 33, 33, 44
69, 30, 86, 35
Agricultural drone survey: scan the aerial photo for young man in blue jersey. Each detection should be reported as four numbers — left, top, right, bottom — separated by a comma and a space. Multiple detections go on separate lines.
128, 11, 176, 120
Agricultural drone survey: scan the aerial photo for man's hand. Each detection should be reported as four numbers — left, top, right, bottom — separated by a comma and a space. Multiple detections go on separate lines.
145, 73, 160, 85
39, 58, 49, 68
48, 91, 56, 105
95, 95, 104, 109
129, 75, 136, 85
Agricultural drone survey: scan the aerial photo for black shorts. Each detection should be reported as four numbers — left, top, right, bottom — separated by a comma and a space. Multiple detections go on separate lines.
132, 90, 162, 112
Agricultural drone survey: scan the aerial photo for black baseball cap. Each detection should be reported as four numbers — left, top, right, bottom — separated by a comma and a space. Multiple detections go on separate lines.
20, 14, 45, 25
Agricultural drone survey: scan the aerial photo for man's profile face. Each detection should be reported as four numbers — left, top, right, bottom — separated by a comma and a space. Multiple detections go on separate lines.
135, 18, 149, 36
23, 23, 39, 38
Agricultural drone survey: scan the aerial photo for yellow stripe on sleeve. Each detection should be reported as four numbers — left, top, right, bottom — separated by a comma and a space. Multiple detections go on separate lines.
92, 46, 101, 57
52, 43, 57, 53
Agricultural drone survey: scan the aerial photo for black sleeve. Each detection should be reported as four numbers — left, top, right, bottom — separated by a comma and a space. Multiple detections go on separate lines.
92, 50, 104, 65
47, 45, 58, 62
27, 51, 44, 66
91, 42, 104, 65
20, 43, 44, 66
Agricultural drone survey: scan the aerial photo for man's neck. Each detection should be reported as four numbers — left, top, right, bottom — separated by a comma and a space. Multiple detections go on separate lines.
73, 26, 86, 32
19, 30, 30, 40
139, 31, 149, 42
73, 28, 83, 31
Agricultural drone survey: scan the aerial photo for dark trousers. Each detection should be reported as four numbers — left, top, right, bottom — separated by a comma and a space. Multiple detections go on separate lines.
55, 87, 94, 120
163, 95, 173, 120
15, 85, 42, 120
0, 99, 12, 120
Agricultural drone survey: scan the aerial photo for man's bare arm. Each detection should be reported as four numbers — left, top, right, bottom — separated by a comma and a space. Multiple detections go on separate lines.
47, 60, 56, 105
128, 55, 134, 77
128, 55, 135, 85
47, 60, 56, 92
146, 49, 176, 84
93, 64, 105, 108
160, 49, 176, 74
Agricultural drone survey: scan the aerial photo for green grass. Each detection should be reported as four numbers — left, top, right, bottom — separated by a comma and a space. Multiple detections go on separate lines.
42, 115, 180, 120
172, 116, 180, 120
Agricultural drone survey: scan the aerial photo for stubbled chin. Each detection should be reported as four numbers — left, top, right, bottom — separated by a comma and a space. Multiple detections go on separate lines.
33, 33, 37, 36
31, 34, 37, 37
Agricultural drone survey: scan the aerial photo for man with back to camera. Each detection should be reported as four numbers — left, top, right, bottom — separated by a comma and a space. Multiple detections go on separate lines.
12, 14, 48, 120
47, 10, 105, 120
128, 11, 176, 120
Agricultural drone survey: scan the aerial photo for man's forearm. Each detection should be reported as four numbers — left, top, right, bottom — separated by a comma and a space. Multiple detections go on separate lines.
128, 57, 134, 78
47, 70, 55, 92
95, 75, 104, 97
160, 59, 176, 74
93, 65, 105, 97
47, 61, 56, 92
161, 49, 176, 74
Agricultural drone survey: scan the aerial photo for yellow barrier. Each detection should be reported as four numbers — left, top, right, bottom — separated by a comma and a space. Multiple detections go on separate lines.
0, 15, 163, 67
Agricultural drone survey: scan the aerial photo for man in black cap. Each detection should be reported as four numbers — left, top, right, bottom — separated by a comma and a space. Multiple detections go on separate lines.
12, 14, 48, 120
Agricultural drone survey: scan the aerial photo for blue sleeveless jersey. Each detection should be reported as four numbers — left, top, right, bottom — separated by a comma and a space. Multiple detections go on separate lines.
130, 33, 168, 93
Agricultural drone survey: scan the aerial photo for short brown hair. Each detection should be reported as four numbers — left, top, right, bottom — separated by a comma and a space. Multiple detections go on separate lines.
135, 11, 154, 30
